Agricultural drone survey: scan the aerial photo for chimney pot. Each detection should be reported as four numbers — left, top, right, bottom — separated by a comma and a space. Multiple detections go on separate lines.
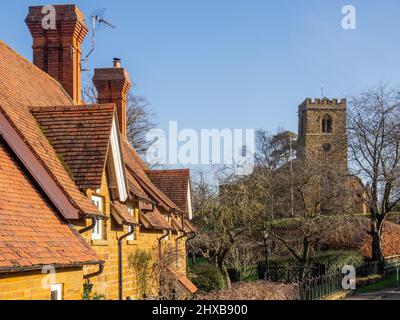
113, 58, 122, 68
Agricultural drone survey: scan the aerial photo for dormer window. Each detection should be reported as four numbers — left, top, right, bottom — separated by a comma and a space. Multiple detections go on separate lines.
91, 196, 104, 240
127, 206, 135, 241
322, 114, 333, 134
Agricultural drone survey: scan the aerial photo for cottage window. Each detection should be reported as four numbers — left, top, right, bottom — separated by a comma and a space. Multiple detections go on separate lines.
127, 206, 135, 241
91, 196, 104, 240
322, 115, 333, 134
164, 215, 170, 241
50, 284, 63, 300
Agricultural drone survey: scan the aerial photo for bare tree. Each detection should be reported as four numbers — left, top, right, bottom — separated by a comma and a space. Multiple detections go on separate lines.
190, 168, 263, 288
348, 84, 400, 266
82, 85, 155, 154
253, 130, 351, 274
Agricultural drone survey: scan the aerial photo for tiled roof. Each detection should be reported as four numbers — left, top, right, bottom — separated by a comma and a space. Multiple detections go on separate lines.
111, 202, 136, 225
31, 104, 115, 190
0, 142, 100, 271
139, 202, 172, 231
122, 141, 180, 212
168, 268, 198, 294
0, 41, 100, 217
171, 214, 196, 233
126, 169, 153, 202
148, 169, 190, 213
177, 274, 198, 294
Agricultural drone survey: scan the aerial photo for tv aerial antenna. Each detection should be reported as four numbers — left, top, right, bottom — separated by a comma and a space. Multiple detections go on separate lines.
82, 9, 116, 72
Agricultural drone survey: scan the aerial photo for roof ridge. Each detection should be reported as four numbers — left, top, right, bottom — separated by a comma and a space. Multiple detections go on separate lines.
150, 169, 190, 174
30, 104, 116, 113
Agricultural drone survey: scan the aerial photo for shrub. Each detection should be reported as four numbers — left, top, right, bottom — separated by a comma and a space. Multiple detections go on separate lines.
128, 249, 153, 299
256, 250, 366, 278
313, 250, 365, 272
227, 268, 241, 283
197, 281, 299, 300
190, 263, 226, 293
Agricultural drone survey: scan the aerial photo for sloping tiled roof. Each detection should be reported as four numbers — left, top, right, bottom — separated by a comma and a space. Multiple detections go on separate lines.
126, 169, 153, 203
122, 141, 180, 212
148, 169, 190, 213
31, 104, 115, 190
171, 213, 196, 233
111, 202, 136, 225
139, 202, 172, 231
0, 141, 100, 271
168, 268, 198, 294
0, 41, 100, 217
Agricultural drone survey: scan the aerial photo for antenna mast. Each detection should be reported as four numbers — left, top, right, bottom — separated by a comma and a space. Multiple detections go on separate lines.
82, 9, 116, 72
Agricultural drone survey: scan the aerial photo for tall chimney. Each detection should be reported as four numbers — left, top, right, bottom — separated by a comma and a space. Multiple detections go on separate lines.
93, 59, 132, 139
25, 5, 88, 105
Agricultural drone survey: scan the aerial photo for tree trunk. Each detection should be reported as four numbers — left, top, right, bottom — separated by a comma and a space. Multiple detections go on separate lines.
370, 210, 385, 274
217, 248, 232, 289
220, 263, 232, 289
298, 238, 310, 282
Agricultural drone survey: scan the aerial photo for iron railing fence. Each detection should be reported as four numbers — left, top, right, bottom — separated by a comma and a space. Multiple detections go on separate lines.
385, 256, 400, 274
263, 266, 320, 284
263, 257, 400, 300
299, 271, 343, 301
298, 259, 399, 300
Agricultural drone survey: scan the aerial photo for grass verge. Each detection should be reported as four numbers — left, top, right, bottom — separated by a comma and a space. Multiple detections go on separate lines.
356, 273, 399, 294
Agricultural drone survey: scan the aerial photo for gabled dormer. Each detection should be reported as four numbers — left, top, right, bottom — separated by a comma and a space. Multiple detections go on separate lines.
31, 104, 129, 202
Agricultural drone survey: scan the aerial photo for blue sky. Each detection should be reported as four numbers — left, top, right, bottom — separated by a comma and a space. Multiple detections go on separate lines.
3, 0, 400, 135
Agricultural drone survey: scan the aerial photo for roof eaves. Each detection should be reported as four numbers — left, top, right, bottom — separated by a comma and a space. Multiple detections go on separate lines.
0, 107, 81, 220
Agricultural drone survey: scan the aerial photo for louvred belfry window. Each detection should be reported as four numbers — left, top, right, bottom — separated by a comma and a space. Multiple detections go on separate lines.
322, 114, 333, 134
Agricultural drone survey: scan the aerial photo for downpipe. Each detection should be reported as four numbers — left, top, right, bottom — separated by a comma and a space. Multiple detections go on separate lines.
118, 226, 136, 301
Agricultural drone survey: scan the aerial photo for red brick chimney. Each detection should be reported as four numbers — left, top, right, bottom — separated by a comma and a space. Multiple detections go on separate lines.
25, 5, 88, 105
93, 59, 132, 139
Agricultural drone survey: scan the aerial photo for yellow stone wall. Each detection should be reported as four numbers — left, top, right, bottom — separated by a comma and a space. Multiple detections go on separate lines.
0, 170, 189, 301
78, 173, 188, 300
0, 268, 83, 300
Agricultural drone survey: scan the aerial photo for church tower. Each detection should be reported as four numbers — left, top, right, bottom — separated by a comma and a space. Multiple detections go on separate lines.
297, 98, 349, 173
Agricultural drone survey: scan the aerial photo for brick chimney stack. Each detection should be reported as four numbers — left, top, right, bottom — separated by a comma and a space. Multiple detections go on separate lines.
25, 5, 88, 105
93, 59, 132, 139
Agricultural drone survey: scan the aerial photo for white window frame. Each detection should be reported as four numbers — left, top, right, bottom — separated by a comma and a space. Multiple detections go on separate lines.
187, 181, 193, 220
127, 206, 135, 241
110, 117, 128, 201
91, 196, 104, 240
50, 284, 63, 300
164, 215, 170, 241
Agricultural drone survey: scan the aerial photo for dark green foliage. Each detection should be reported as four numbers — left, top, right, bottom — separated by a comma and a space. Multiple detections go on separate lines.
257, 250, 366, 278
312, 250, 365, 272
190, 263, 226, 293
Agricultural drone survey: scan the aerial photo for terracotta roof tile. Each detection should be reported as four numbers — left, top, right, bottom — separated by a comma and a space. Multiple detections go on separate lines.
111, 202, 136, 225
139, 202, 172, 231
168, 268, 198, 294
122, 141, 180, 211
0, 41, 100, 218
31, 104, 115, 190
0, 141, 100, 271
149, 169, 190, 213
170, 214, 196, 233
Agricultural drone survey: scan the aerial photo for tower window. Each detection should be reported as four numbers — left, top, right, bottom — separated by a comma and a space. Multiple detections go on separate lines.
322, 115, 333, 134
